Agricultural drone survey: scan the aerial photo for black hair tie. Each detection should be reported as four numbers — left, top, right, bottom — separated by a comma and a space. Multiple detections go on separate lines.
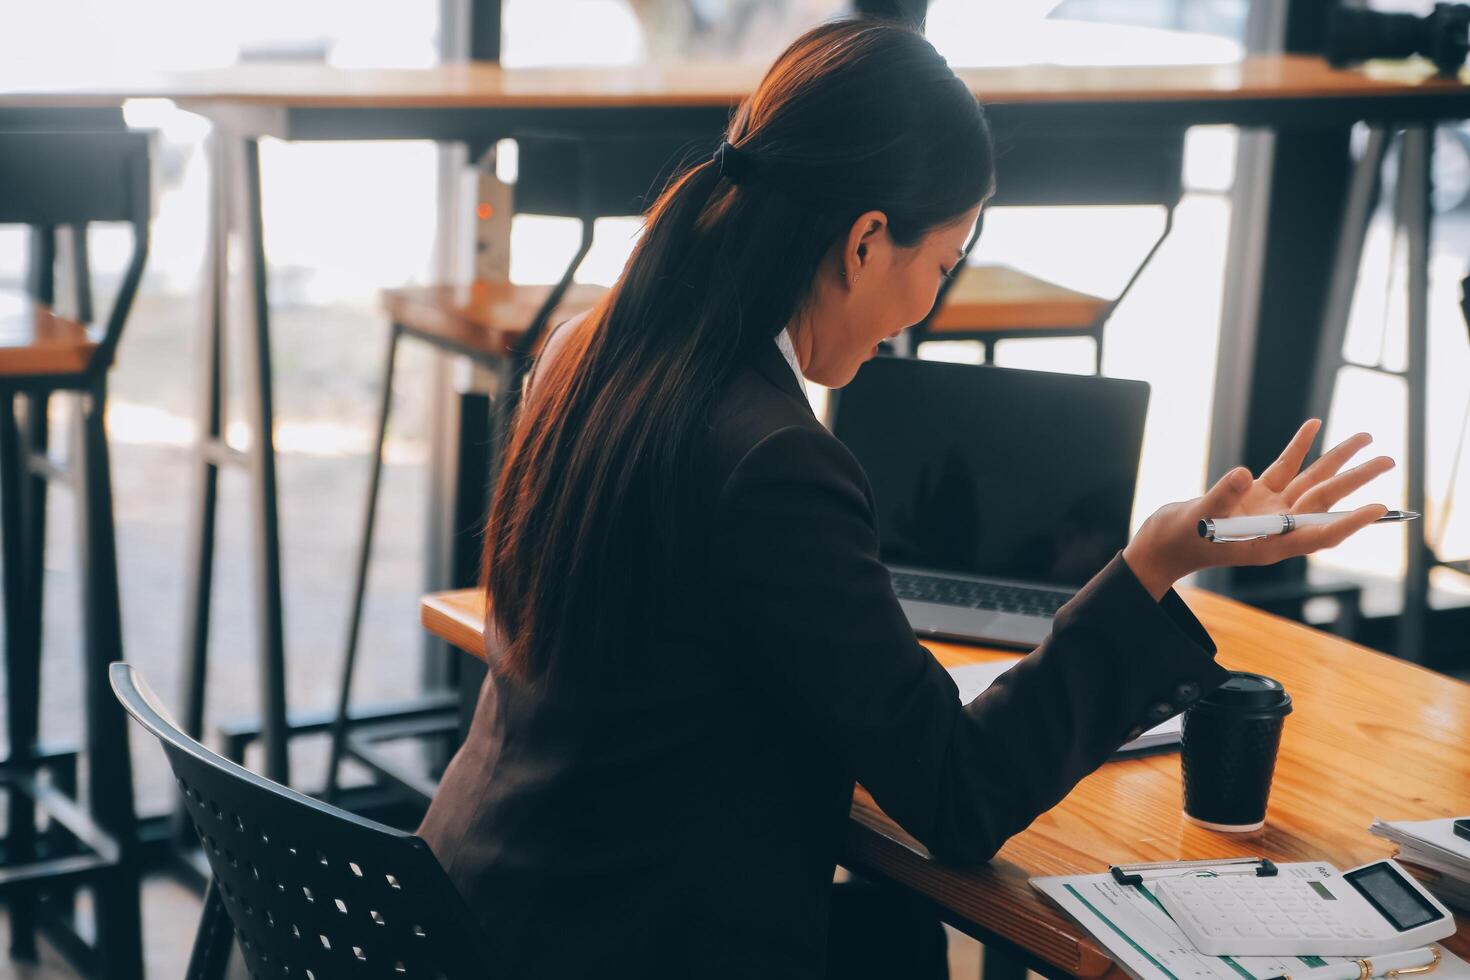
714, 140, 755, 184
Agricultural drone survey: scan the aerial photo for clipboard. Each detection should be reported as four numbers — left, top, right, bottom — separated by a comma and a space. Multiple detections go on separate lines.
1030, 860, 1468, 980
1110, 856, 1279, 886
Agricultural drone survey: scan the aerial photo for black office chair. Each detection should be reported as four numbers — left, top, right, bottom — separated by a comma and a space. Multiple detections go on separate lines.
109, 663, 493, 979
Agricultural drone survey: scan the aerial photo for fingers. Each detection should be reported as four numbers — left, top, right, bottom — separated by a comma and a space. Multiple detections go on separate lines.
1284, 504, 1389, 553
1257, 419, 1322, 492
1284, 431, 1375, 505
1227, 503, 1389, 566
1199, 466, 1253, 517
1217, 502, 1387, 570
1292, 455, 1395, 513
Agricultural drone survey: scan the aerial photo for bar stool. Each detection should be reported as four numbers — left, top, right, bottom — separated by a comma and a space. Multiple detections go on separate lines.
323, 280, 603, 803
920, 263, 1111, 371
0, 129, 150, 980
321, 131, 699, 804
913, 126, 1186, 373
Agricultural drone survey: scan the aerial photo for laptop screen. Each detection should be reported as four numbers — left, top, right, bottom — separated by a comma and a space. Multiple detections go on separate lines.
830, 356, 1150, 588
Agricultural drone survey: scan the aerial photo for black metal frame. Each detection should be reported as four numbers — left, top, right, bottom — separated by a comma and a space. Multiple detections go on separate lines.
177, 131, 291, 794
915, 209, 1176, 372
0, 129, 151, 980
1304, 123, 1463, 663
912, 127, 1186, 373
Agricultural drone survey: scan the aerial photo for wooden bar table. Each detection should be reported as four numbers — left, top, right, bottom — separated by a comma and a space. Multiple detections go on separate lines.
420, 585, 1470, 978
8, 54, 1470, 128
7, 53, 1470, 786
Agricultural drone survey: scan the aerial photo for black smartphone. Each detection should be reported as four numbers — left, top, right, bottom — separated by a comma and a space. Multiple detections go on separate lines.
1455, 818, 1470, 843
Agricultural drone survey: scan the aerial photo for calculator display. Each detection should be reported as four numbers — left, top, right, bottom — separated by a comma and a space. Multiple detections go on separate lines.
1343, 863, 1443, 931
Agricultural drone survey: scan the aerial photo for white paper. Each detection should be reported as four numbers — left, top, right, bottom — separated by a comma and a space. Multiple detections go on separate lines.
947, 661, 1181, 753
1372, 819, 1470, 869
1032, 865, 1470, 980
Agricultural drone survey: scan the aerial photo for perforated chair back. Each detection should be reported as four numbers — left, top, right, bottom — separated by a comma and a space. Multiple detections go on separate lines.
109, 664, 492, 979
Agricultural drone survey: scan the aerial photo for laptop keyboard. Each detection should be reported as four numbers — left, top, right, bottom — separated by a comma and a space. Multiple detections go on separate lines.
890, 571, 1072, 618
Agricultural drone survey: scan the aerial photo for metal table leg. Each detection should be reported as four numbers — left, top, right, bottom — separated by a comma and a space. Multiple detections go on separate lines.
1, 393, 39, 963
325, 325, 403, 803
234, 136, 291, 782
1309, 128, 1392, 426
1397, 126, 1433, 664
179, 130, 291, 785
74, 382, 144, 980
178, 129, 228, 764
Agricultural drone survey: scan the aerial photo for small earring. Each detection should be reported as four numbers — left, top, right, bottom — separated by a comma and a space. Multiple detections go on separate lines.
853, 273, 861, 283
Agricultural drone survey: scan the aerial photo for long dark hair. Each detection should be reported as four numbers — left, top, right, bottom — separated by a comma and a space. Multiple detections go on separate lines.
486, 17, 994, 685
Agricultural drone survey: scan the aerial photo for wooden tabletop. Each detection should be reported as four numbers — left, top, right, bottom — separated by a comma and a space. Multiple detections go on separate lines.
421, 586, 1470, 976
3, 54, 1469, 110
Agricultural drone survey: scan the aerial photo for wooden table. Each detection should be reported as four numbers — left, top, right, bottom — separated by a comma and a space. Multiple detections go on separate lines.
420, 586, 1470, 978
6, 55, 1470, 129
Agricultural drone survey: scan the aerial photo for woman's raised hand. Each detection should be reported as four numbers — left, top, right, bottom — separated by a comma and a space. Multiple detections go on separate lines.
1121, 419, 1395, 600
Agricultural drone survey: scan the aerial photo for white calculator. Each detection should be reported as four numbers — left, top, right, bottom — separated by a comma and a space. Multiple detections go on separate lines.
1153, 860, 1455, 957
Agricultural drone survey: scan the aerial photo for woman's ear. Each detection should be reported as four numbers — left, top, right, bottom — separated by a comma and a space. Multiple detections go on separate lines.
841, 210, 889, 285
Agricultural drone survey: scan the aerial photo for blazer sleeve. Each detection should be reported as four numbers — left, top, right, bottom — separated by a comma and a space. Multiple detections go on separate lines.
710, 424, 1231, 865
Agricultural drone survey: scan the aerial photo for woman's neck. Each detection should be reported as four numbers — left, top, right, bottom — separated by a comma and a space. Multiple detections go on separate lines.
784, 318, 814, 374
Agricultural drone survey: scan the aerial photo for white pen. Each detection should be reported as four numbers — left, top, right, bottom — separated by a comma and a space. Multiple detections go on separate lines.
1264, 944, 1441, 980
1199, 511, 1420, 542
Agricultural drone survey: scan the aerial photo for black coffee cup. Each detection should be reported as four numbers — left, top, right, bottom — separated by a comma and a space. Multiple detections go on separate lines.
1180, 672, 1292, 832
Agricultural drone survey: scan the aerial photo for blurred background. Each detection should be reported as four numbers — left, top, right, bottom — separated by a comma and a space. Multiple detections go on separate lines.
3, 1, 1469, 976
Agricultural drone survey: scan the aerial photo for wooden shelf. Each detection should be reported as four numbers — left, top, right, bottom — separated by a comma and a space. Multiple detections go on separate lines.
0, 294, 96, 377
929, 265, 1107, 334
382, 281, 605, 357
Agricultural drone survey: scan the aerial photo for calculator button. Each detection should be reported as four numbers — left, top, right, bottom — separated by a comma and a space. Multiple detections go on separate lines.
1236, 924, 1269, 937
1287, 910, 1316, 923
1354, 927, 1374, 938
1302, 926, 1333, 939
1268, 925, 1300, 938
1332, 927, 1354, 938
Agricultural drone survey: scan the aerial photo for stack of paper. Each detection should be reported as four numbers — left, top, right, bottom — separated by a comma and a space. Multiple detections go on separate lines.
1032, 865, 1470, 980
947, 662, 1181, 754
1371, 818, 1470, 909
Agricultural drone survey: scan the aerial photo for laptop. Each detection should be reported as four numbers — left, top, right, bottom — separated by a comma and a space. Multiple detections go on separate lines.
830, 356, 1150, 648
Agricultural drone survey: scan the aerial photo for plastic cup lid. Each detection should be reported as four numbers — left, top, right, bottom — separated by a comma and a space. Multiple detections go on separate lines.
1198, 671, 1292, 712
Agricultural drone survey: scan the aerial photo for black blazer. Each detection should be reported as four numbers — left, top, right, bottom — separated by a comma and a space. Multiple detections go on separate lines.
418, 336, 1230, 980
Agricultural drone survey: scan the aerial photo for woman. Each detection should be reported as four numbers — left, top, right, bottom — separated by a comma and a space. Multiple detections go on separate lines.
419, 18, 1393, 979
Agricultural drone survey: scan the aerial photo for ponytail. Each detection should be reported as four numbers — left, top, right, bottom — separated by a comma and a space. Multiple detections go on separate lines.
485, 17, 992, 685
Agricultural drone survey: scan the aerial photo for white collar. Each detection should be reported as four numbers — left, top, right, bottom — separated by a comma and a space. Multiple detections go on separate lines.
775, 328, 803, 386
